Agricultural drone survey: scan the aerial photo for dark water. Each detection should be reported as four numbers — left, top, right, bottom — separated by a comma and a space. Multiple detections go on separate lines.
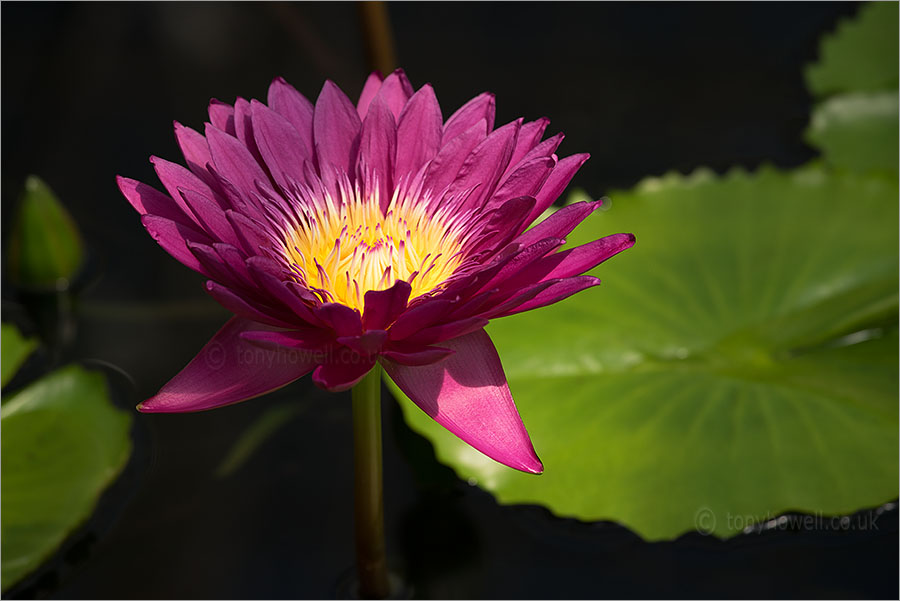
2, 2, 897, 598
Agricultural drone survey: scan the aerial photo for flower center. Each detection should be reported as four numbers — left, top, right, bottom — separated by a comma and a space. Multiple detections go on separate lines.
283, 192, 465, 312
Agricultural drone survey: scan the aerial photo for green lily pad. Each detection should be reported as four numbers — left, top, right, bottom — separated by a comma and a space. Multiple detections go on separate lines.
806, 91, 899, 174
805, 2, 899, 97
391, 165, 898, 540
1, 365, 132, 589
7, 176, 85, 290
1, 323, 38, 388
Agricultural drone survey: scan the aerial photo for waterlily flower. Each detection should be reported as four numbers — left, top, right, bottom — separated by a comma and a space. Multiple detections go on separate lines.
118, 70, 634, 474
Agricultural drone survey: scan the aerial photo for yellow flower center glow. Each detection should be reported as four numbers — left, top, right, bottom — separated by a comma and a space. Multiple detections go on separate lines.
283, 188, 466, 312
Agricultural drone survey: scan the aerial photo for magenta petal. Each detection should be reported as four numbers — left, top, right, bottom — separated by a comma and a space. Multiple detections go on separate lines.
314, 81, 362, 176
382, 329, 543, 474
446, 119, 521, 213
362, 280, 411, 330
508, 117, 550, 169
267, 76, 315, 157
495, 276, 602, 317
139, 317, 315, 413
208, 99, 236, 135
174, 122, 218, 189
205, 281, 296, 328
403, 316, 490, 346
117, 176, 191, 225
380, 345, 454, 366
312, 353, 377, 392
337, 330, 388, 357
395, 84, 442, 182
141, 215, 213, 275
520, 233, 636, 283
514, 200, 602, 248
233, 98, 263, 166
388, 299, 455, 341
356, 95, 397, 211
150, 156, 216, 224
373, 69, 414, 120
241, 328, 333, 351
205, 123, 270, 202
250, 99, 311, 193
178, 188, 237, 245
491, 156, 555, 208
423, 119, 486, 197
527, 153, 589, 223
443, 92, 495, 143
356, 71, 384, 119
316, 302, 363, 337
225, 210, 271, 256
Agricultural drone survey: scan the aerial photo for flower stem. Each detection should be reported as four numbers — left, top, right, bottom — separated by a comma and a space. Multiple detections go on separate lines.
351, 364, 390, 599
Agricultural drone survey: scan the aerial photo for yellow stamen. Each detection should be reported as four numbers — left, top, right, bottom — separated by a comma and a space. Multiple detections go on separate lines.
283, 186, 465, 312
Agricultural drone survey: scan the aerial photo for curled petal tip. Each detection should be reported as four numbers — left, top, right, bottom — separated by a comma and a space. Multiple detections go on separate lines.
135, 402, 145, 412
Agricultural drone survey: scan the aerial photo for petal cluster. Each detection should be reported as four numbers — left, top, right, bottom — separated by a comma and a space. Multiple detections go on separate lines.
119, 70, 634, 473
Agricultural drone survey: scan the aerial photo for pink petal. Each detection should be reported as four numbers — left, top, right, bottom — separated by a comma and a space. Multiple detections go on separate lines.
373, 69, 414, 121
267, 76, 315, 158
250, 99, 311, 193
362, 280, 411, 330
208, 99, 235, 135
513, 233, 636, 284
174, 122, 218, 189
314, 80, 362, 177
380, 345, 454, 366
514, 200, 602, 248
356, 95, 397, 211
117, 176, 191, 225
356, 71, 384, 119
443, 92, 495, 143
520, 132, 564, 164
205, 280, 297, 328
140, 214, 214, 275
446, 119, 521, 214
316, 302, 363, 337
527, 153, 589, 223
138, 317, 316, 413
233, 97, 264, 166
422, 119, 486, 197
312, 353, 377, 392
395, 84, 442, 182
225, 210, 271, 256
178, 188, 238, 245
150, 156, 216, 225
205, 124, 270, 202
336, 330, 388, 357
382, 329, 542, 473
388, 298, 455, 341
494, 276, 602, 317
508, 118, 550, 170
240, 328, 333, 351
490, 155, 555, 209
402, 316, 489, 346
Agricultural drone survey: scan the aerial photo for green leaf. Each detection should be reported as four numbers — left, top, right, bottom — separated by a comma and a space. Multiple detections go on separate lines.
1, 365, 132, 589
806, 91, 899, 175
7, 176, 85, 290
1, 323, 38, 388
806, 2, 899, 97
391, 166, 898, 540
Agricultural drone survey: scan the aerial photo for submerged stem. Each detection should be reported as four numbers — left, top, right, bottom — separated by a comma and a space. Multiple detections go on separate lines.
352, 364, 390, 599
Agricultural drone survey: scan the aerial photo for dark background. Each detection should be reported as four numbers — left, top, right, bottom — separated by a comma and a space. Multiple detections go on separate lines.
2, 2, 897, 599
